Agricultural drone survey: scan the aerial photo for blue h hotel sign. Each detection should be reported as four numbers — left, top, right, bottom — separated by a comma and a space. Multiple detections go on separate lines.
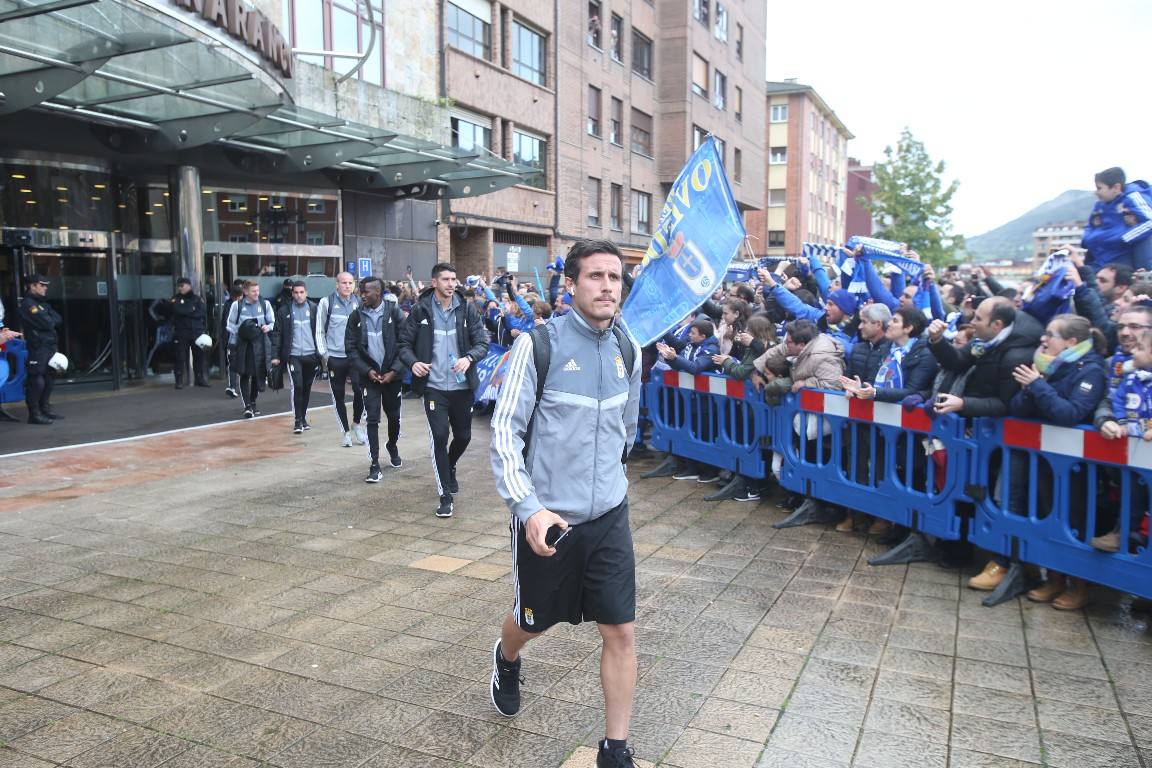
358, 258, 372, 278
170, 0, 294, 78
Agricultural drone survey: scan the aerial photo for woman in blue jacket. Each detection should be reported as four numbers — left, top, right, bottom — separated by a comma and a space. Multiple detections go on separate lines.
1004, 313, 1108, 611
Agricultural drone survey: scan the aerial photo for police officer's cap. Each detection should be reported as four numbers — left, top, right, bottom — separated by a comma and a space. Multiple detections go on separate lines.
176, 277, 192, 286
26, 273, 49, 286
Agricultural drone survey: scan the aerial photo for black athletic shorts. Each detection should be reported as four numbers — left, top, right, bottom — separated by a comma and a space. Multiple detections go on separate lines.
511, 497, 635, 633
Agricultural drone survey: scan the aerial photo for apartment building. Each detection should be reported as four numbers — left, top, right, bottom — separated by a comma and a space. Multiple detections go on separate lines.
1033, 222, 1086, 267
846, 157, 877, 238
745, 80, 853, 258
440, 0, 767, 276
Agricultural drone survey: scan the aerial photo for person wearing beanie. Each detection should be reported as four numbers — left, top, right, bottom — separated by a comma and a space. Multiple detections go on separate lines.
757, 267, 862, 356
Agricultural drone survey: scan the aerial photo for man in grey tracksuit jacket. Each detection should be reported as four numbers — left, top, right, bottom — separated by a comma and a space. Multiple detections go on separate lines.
486, 239, 642, 768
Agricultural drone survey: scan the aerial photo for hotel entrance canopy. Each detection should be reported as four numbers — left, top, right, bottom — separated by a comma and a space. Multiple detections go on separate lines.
0, 0, 538, 197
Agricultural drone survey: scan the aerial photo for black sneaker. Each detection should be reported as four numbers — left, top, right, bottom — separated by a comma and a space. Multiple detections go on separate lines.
597, 743, 636, 768
436, 496, 453, 518
490, 639, 522, 717
293, 421, 303, 434
242, 408, 254, 419
448, 465, 459, 494
672, 470, 699, 481
387, 444, 402, 468
366, 464, 382, 483
252, 407, 262, 416
225, 387, 239, 398
734, 487, 761, 502
301, 419, 311, 431
697, 470, 721, 484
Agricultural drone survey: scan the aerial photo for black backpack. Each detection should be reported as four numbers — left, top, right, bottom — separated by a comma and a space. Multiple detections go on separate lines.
522, 322, 636, 458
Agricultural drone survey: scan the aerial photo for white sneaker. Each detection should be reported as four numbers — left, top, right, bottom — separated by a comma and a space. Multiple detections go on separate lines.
353, 424, 367, 445
341, 432, 353, 448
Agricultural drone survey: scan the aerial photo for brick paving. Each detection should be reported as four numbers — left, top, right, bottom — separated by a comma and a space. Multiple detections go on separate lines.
0, 400, 1149, 767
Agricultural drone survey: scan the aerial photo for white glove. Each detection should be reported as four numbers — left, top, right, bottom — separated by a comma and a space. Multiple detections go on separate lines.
48, 352, 69, 371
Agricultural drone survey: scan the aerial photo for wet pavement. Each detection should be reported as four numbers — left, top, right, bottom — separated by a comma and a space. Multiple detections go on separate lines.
0, 400, 1150, 767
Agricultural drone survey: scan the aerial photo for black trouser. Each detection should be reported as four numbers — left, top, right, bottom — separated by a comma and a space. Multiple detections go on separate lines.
327, 356, 364, 432
25, 351, 54, 414
365, 379, 402, 463
173, 335, 206, 385
288, 353, 319, 422
423, 388, 473, 498
240, 374, 260, 409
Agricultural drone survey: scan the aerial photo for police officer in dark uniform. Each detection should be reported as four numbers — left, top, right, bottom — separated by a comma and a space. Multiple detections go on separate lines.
19, 274, 63, 425
168, 277, 210, 390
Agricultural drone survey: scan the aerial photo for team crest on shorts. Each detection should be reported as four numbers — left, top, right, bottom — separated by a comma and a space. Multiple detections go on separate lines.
524, 608, 535, 626
614, 355, 625, 378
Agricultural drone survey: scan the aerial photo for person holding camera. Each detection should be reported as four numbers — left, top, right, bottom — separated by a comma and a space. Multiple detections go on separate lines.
270, 281, 319, 434
168, 277, 210, 390
19, 274, 65, 425
225, 280, 275, 419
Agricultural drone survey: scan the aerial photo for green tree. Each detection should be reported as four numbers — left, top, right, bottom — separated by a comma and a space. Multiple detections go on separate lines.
864, 127, 962, 265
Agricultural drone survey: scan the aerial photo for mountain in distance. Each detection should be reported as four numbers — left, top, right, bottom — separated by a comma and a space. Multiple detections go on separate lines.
963, 189, 1096, 262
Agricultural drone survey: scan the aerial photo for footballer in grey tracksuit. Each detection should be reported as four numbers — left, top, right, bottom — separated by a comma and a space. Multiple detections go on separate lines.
490, 307, 641, 632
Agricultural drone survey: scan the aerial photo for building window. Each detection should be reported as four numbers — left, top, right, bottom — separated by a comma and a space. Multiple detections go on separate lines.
587, 1, 601, 48
631, 30, 652, 79
289, 0, 386, 84
630, 108, 652, 155
610, 14, 623, 62
228, 199, 248, 212
770, 146, 787, 165
445, 1, 491, 61
713, 70, 726, 110
714, 3, 728, 41
692, 53, 708, 98
734, 86, 743, 122
692, 124, 708, 151
693, 0, 709, 26
229, 233, 249, 243
587, 177, 601, 226
733, 148, 742, 183
610, 97, 623, 145
513, 131, 546, 189
305, 232, 326, 246
451, 113, 492, 151
587, 85, 602, 137
513, 20, 546, 85
610, 183, 622, 229
768, 230, 785, 248
736, 23, 743, 59
770, 103, 789, 122
768, 188, 786, 207
714, 136, 726, 165
631, 190, 651, 234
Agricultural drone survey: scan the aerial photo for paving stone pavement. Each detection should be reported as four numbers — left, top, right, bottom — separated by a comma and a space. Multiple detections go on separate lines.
0, 400, 1150, 767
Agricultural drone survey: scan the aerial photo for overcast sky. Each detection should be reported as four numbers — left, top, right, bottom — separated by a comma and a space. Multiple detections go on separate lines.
763, 0, 1152, 237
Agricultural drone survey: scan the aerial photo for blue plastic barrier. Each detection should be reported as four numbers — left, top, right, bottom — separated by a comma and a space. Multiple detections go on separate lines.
646, 370, 771, 478
0, 338, 27, 404
773, 390, 975, 540
969, 417, 1152, 598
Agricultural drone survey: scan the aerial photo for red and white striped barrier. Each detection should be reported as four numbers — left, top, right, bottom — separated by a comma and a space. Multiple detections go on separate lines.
660, 370, 749, 399
1001, 419, 1152, 469
798, 389, 934, 433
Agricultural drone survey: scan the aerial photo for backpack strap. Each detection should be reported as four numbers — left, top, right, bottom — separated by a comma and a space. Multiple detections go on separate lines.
522, 324, 552, 459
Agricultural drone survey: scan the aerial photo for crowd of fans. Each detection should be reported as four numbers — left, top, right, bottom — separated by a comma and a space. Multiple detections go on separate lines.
635, 170, 1152, 610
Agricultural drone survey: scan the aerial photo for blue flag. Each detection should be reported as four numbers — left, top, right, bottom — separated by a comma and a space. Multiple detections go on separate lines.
622, 138, 745, 346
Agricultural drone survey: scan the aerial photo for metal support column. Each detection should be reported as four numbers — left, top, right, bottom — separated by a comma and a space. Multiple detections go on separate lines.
168, 165, 204, 292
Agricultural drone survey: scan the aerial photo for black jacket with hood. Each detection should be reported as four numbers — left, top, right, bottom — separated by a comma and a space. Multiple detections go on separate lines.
398, 287, 490, 395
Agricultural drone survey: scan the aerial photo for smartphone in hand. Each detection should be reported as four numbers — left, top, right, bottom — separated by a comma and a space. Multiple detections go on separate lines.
545, 525, 570, 548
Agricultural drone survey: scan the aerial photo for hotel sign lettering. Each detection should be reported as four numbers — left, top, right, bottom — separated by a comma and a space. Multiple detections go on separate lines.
171, 0, 294, 78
